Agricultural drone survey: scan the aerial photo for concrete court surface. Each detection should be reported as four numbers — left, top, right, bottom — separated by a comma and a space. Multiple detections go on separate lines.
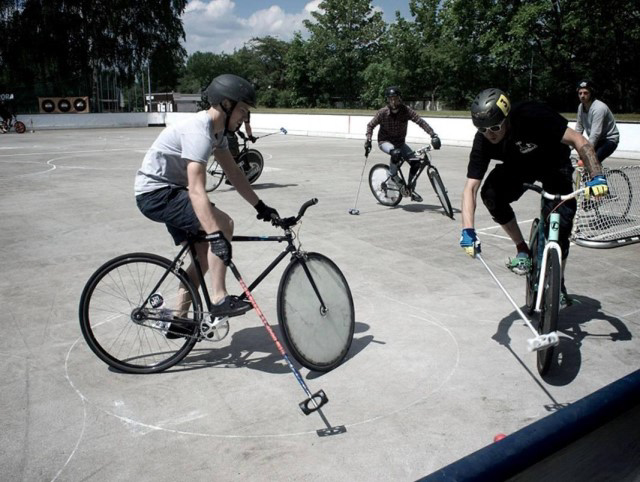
1, 127, 639, 481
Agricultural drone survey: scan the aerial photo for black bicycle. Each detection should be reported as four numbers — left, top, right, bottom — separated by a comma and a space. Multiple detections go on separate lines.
368, 145, 454, 218
205, 127, 287, 192
1, 114, 26, 134
78, 199, 355, 375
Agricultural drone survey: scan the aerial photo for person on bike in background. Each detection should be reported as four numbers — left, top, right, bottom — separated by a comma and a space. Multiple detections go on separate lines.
0, 101, 12, 133
135, 74, 280, 337
226, 111, 257, 159
365, 86, 441, 202
575, 80, 620, 163
459, 88, 608, 305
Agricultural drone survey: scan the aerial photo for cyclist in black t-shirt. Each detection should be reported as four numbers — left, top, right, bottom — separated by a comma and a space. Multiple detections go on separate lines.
459, 88, 608, 305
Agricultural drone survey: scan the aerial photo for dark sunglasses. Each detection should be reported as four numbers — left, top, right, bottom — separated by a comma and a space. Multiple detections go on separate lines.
478, 120, 505, 133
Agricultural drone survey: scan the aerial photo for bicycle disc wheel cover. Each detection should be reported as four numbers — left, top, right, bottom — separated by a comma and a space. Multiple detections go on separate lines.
277, 253, 354, 372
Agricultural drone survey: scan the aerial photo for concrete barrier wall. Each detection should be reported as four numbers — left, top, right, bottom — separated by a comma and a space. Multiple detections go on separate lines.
17, 111, 640, 160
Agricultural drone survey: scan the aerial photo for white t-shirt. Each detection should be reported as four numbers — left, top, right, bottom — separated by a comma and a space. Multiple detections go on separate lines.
134, 111, 229, 195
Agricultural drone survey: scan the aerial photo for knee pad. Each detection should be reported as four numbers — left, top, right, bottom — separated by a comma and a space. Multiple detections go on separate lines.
390, 148, 403, 164
480, 183, 515, 225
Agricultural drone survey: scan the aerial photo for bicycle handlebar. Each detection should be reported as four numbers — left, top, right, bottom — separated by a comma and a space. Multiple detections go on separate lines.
273, 198, 318, 229
523, 183, 583, 201
411, 145, 432, 157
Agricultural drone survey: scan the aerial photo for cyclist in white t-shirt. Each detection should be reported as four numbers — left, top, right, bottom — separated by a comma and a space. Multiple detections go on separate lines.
135, 74, 279, 337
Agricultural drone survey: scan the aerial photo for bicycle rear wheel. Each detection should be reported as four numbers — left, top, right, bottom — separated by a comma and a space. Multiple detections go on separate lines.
537, 248, 560, 376
241, 150, 264, 184
205, 156, 225, 192
277, 253, 355, 372
525, 218, 540, 314
79, 253, 201, 374
14, 121, 26, 134
427, 166, 454, 218
369, 164, 402, 206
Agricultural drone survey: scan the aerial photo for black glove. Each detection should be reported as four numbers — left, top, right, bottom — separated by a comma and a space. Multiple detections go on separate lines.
364, 139, 372, 156
249, 135, 257, 143
254, 200, 280, 225
206, 231, 232, 265
431, 134, 441, 150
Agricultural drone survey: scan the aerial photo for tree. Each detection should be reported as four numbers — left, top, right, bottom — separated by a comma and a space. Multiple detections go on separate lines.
302, 0, 386, 106
0, 0, 187, 112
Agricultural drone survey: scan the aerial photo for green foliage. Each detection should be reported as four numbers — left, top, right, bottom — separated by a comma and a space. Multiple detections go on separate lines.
3, 0, 640, 113
0, 0, 187, 112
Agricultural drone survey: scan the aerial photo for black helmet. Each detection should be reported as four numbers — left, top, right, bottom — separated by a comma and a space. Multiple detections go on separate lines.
205, 74, 256, 108
470, 88, 511, 128
577, 79, 596, 96
384, 86, 402, 99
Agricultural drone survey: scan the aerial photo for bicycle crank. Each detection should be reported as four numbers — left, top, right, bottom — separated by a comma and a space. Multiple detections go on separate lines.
200, 315, 230, 341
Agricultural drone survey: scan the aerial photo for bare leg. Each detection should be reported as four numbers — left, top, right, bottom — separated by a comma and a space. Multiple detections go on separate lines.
501, 217, 526, 246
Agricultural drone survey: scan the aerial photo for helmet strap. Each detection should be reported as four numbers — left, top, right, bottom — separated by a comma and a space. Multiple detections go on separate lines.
220, 100, 238, 136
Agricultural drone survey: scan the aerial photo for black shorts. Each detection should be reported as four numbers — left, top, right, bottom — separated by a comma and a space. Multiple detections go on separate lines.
136, 187, 213, 245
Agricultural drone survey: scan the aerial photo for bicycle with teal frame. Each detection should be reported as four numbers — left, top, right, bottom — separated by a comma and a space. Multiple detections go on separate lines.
524, 183, 583, 375
478, 183, 582, 376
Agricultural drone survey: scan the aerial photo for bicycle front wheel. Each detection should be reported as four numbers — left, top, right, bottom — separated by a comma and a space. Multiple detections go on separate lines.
427, 166, 454, 218
79, 253, 201, 374
277, 253, 355, 372
537, 248, 560, 376
526, 218, 540, 315
14, 121, 26, 134
369, 164, 402, 206
241, 150, 264, 184
205, 156, 225, 192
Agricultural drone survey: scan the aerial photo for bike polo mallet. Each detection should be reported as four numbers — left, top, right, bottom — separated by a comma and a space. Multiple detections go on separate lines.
258, 126, 288, 139
476, 253, 559, 351
349, 146, 371, 215
226, 258, 346, 437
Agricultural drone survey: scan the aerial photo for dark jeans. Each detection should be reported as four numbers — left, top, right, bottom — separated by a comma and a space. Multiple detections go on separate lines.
595, 139, 618, 163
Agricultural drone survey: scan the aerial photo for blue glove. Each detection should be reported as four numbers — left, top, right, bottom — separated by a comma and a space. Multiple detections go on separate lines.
584, 175, 608, 200
460, 228, 481, 258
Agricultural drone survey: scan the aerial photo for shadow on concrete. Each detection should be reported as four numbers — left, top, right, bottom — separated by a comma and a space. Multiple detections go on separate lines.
490, 293, 631, 407
142, 320, 375, 378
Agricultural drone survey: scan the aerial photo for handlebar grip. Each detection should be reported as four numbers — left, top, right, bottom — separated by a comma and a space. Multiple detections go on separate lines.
296, 198, 318, 220
523, 183, 542, 193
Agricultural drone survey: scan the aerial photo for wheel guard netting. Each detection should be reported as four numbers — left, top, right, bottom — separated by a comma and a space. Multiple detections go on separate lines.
572, 165, 640, 248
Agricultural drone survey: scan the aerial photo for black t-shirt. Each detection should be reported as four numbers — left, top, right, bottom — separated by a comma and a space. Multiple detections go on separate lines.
467, 101, 571, 180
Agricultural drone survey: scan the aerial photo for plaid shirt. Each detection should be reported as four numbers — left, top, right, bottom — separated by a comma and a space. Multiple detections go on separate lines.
366, 104, 434, 147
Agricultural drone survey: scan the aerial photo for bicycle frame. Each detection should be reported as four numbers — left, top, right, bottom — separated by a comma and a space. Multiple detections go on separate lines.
533, 212, 564, 313
394, 148, 432, 189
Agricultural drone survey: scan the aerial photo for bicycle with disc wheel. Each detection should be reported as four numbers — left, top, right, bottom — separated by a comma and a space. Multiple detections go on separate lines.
205, 127, 287, 192
368, 145, 454, 218
79, 198, 355, 375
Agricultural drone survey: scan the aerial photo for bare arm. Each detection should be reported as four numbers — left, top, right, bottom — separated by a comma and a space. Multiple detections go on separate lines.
187, 161, 222, 234
212, 147, 260, 205
462, 178, 482, 229
561, 126, 602, 177
244, 121, 253, 138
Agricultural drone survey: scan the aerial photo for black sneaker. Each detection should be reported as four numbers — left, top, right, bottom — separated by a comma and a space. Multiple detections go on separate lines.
211, 295, 252, 318
410, 191, 423, 202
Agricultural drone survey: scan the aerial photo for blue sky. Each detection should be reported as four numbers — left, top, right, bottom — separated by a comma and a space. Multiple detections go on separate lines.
182, 0, 412, 55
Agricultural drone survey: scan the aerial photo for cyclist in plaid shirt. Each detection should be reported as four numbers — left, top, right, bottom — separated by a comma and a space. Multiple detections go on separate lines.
365, 86, 441, 202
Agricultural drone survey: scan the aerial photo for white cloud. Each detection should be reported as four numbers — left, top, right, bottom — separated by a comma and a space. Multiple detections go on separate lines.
182, 1, 321, 55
